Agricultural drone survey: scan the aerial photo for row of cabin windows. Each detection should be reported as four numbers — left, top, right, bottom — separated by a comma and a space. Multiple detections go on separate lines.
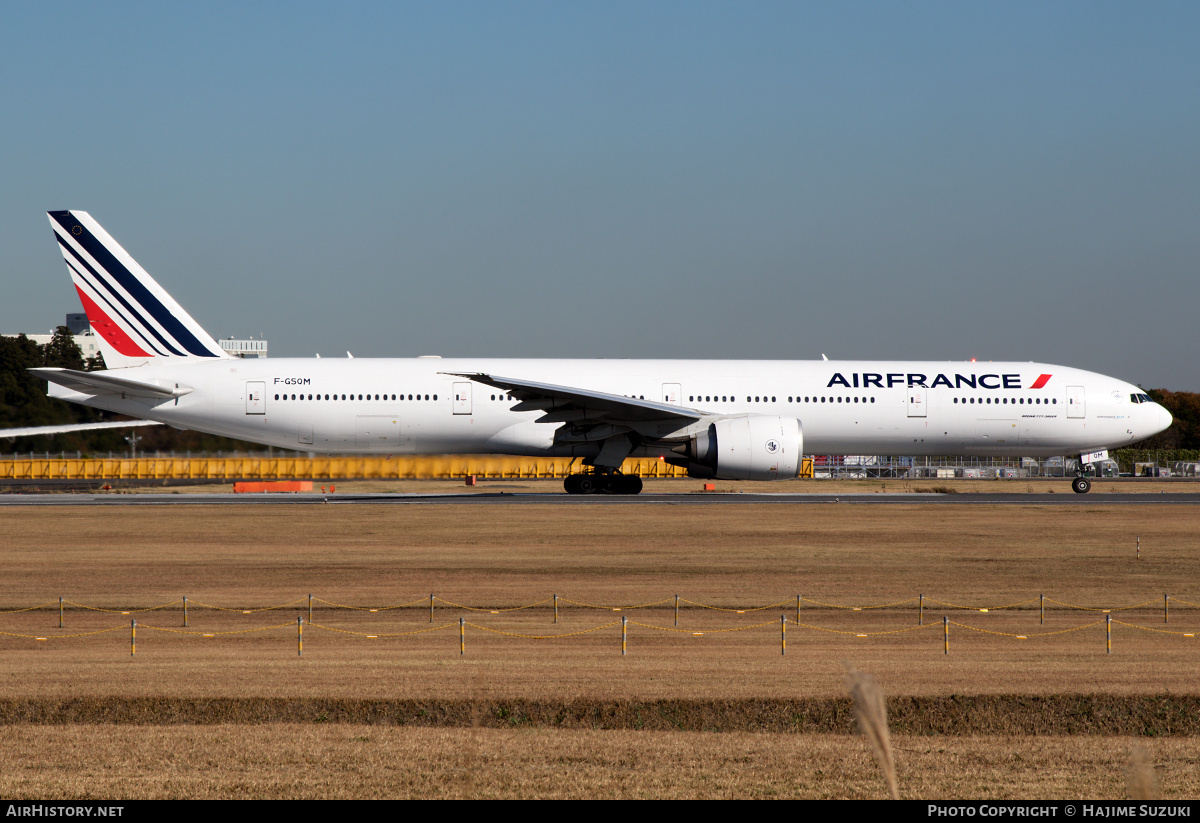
271, 391, 1059, 407
952, 397, 1056, 405
271, 392, 518, 403
792, 396, 875, 404
688, 395, 779, 403
684, 394, 1058, 407
274, 393, 437, 401
689, 395, 877, 404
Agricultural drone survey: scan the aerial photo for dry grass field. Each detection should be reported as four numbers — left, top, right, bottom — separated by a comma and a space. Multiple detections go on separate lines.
0, 496, 1198, 798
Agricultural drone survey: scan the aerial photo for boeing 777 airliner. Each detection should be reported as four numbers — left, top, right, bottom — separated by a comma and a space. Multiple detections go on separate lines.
27, 210, 1172, 494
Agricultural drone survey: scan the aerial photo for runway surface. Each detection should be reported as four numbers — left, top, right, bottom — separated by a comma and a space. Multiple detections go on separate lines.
1, 492, 1198, 506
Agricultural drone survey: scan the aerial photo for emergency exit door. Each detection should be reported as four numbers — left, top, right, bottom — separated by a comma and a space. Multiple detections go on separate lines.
246, 381, 265, 414
453, 382, 472, 415
1066, 386, 1085, 418
907, 387, 926, 417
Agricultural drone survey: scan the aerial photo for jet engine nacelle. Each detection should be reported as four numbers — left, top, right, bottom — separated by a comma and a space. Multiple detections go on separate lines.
685, 415, 803, 481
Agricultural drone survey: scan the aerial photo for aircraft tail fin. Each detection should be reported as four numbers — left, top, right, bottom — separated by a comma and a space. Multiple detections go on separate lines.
46, 210, 229, 368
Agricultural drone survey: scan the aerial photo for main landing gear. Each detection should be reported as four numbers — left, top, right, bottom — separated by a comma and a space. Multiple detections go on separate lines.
1071, 475, 1092, 494
564, 470, 644, 495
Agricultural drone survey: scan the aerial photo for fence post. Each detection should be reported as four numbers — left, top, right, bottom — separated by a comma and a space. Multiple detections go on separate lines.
430, 593, 434, 624
460, 617, 465, 655
796, 594, 802, 623
131, 619, 136, 657
183, 596, 188, 627
781, 614, 786, 656
1165, 594, 1169, 624
1106, 614, 1112, 654
918, 593, 923, 625
1040, 594, 1044, 625
943, 615, 949, 655
553, 594, 558, 624
59, 597, 63, 629
675, 594, 679, 627
297, 616, 303, 657
621, 616, 627, 656
308, 593, 313, 624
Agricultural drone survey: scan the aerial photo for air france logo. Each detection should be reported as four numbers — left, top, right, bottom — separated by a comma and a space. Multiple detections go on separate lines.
765, 439, 780, 454
826, 372, 1053, 390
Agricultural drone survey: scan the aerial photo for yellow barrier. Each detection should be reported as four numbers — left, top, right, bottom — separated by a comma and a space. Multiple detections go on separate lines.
0, 455, 693, 481
0, 455, 815, 481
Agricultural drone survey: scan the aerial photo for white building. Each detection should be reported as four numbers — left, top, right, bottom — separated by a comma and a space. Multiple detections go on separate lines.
218, 337, 268, 358
3, 314, 268, 359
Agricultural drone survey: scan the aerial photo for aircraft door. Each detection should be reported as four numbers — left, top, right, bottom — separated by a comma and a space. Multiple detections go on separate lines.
453, 382, 472, 415
662, 383, 681, 404
907, 387, 927, 417
1066, 386, 1085, 418
246, 381, 265, 414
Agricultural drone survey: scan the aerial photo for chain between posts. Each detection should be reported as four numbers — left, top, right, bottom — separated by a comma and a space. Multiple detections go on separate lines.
6, 593, 1199, 660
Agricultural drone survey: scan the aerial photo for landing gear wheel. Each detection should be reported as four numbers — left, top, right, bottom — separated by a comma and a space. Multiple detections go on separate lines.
564, 472, 643, 495
601, 472, 643, 495
1071, 476, 1091, 494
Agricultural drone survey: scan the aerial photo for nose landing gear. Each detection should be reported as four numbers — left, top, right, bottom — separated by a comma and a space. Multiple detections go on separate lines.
1071, 449, 1109, 494
564, 470, 643, 495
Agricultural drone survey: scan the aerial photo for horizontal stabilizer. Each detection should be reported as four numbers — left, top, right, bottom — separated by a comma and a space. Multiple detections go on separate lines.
0, 419, 161, 439
30, 368, 193, 400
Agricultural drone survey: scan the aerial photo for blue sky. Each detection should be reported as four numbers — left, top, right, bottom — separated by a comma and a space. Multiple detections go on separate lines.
3, 2, 1197, 388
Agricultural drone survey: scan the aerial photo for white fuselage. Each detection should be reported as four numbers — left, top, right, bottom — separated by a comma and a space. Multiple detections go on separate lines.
52, 358, 1171, 459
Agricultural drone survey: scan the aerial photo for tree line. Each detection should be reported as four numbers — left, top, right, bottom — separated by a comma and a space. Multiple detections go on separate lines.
0, 329, 257, 455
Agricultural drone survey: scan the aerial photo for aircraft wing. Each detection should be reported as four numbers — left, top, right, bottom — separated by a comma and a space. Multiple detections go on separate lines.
30, 368, 192, 400
446, 372, 704, 426
0, 419, 162, 439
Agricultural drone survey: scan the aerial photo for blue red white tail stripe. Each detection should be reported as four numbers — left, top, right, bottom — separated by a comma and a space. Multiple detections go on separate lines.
47, 211, 228, 365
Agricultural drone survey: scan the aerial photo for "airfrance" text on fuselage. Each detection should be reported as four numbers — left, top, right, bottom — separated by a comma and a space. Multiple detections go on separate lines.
826, 373, 1052, 390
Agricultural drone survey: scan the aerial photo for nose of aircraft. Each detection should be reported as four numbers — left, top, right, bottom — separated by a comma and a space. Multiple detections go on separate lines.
1151, 402, 1173, 437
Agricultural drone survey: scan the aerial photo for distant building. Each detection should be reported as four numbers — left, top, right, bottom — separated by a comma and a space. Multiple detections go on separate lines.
219, 337, 268, 358
65, 313, 90, 335
3, 314, 269, 359
2, 314, 102, 360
